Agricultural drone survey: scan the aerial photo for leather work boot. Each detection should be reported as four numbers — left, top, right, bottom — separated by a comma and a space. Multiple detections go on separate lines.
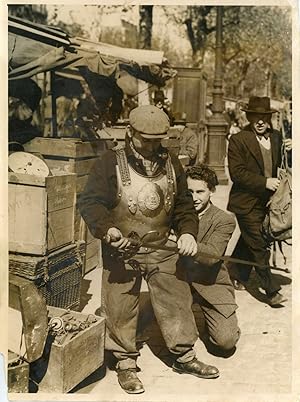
267, 291, 287, 307
172, 358, 219, 379
117, 369, 145, 394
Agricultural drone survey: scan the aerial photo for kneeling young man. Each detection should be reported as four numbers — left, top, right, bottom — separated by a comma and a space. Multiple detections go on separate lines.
179, 165, 240, 355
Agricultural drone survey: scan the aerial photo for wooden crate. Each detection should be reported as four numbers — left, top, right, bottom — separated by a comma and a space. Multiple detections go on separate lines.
45, 157, 97, 176
82, 226, 102, 275
76, 174, 89, 194
8, 350, 29, 393
73, 196, 102, 274
74, 180, 89, 241
24, 137, 108, 159
24, 137, 107, 246
24, 137, 108, 178
74, 209, 84, 242
85, 238, 102, 275
9, 242, 85, 311
9, 172, 76, 255
36, 306, 105, 393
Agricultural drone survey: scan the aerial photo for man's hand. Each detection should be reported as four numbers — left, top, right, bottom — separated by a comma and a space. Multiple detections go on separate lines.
266, 178, 280, 191
105, 227, 131, 250
177, 233, 198, 256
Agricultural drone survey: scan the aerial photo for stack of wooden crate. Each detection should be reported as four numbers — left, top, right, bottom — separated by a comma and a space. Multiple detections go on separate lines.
8, 171, 85, 310
24, 137, 108, 275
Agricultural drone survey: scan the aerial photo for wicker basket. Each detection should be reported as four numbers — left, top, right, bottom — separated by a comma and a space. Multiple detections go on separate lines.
9, 242, 85, 311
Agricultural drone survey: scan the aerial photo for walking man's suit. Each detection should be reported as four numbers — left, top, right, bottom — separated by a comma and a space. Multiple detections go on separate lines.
227, 96, 289, 306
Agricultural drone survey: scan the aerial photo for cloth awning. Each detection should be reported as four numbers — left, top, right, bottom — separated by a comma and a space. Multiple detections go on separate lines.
8, 16, 176, 87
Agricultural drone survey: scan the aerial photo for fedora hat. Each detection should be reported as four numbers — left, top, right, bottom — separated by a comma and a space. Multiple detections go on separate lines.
241, 96, 278, 114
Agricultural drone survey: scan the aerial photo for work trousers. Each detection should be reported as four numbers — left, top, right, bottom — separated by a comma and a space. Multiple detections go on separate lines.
191, 287, 240, 352
100, 244, 199, 370
231, 207, 281, 295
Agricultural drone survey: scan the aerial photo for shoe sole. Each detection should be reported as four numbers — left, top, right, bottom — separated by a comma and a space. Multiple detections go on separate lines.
172, 367, 220, 379
232, 279, 246, 291
233, 284, 246, 291
269, 298, 288, 307
118, 381, 145, 394
118, 386, 145, 394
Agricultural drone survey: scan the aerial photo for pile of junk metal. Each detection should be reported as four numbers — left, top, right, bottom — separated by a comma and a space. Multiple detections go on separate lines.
7, 15, 176, 394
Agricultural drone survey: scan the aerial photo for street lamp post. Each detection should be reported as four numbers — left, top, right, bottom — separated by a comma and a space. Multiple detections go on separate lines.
206, 6, 228, 184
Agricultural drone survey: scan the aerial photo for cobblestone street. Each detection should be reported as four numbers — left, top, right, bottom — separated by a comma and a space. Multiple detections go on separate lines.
71, 184, 294, 401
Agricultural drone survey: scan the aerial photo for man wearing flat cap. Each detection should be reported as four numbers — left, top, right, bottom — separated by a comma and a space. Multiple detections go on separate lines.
79, 105, 219, 395
227, 96, 291, 307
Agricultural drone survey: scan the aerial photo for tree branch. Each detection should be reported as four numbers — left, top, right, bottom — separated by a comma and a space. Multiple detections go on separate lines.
224, 48, 241, 65
184, 18, 196, 53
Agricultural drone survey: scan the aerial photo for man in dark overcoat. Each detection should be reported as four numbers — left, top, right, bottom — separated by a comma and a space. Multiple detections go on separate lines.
227, 96, 291, 307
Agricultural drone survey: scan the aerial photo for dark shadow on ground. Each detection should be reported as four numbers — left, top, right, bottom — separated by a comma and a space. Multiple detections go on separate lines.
239, 270, 291, 306
70, 364, 106, 393
78, 277, 93, 312
272, 273, 292, 286
29, 334, 56, 393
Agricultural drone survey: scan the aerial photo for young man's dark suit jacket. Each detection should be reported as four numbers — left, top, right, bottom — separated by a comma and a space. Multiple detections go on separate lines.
227, 125, 282, 215
178, 203, 237, 319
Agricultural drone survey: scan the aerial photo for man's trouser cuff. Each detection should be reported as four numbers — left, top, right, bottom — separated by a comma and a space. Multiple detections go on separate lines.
116, 358, 137, 370
175, 349, 196, 364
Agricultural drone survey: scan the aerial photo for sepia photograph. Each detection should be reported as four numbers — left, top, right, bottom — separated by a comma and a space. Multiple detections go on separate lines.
2, 1, 298, 401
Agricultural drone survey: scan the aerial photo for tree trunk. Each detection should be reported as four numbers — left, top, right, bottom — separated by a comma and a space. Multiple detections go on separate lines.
139, 5, 153, 49
192, 48, 205, 68
237, 61, 250, 97
265, 66, 272, 97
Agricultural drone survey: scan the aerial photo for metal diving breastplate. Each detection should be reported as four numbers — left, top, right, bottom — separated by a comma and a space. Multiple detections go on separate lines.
111, 146, 177, 240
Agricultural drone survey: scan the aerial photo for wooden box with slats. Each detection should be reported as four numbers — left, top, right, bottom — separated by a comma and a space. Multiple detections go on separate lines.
9, 172, 76, 255
34, 306, 105, 393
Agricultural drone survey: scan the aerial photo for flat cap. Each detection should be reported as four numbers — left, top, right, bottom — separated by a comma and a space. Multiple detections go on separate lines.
129, 105, 170, 138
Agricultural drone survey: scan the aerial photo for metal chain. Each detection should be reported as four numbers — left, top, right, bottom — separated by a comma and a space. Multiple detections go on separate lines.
114, 146, 131, 185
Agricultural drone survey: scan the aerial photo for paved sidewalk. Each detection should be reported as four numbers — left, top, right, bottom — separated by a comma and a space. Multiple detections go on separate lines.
72, 184, 293, 401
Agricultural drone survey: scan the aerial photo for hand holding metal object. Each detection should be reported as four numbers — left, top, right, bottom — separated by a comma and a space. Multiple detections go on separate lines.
104, 227, 123, 243
105, 227, 132, 251
177, 233, 198, 256
123, 231, 290, 273
120, 231, 163, 259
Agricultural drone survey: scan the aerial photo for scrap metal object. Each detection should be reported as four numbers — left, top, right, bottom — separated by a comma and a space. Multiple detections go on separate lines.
9, 274, 49, 362
50, 312, 98, 345
124, 231, 291, 273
